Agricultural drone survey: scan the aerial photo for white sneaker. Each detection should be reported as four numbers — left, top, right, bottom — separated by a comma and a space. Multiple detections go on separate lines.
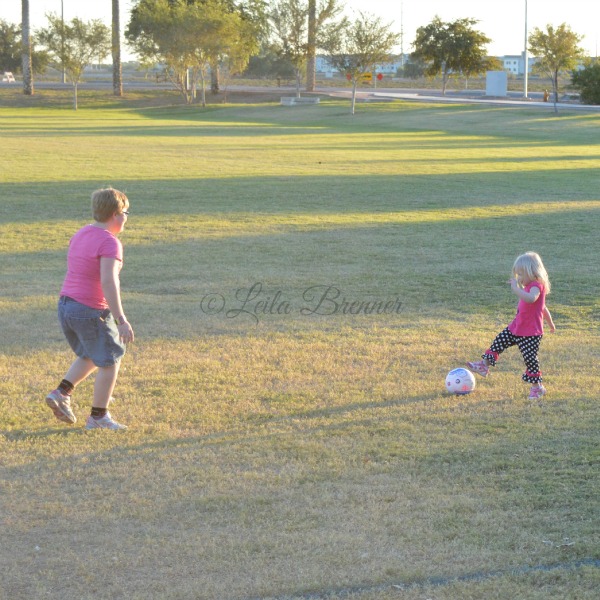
84, 413, 128, 430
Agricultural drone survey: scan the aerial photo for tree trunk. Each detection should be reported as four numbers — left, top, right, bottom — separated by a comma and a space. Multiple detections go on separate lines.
200, 72, 206, 107
351, 79, 357, 115
211, 65, 220, 95
112, 0, 123, 96
296, 68, 301, 98
73, 83, 78, 110
21, 0, 34, 96
553, 70, 559, 114
306, 0, 316, 92
442, 73, 447, 95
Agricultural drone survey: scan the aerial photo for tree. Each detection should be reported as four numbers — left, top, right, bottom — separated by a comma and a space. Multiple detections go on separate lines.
0, 20, 21, 72
21, 0, 33, 95
305, 0, 342, 92
127, 0, 257, 105
243, 42, 296, 79
462, 55, 501, 89
400, 56, 426, 79
0, 19, 49, 75
270, 0, 308, 97
270, 0, 342, 96
528, 23, 584, 111
322, 12, 399, 114
411, 16, 491, 95
211, 0, 269, 94
37, 15, 111, 109
112, 0, 123, 96
572, 60, 600, 105
306, 0, 315, 91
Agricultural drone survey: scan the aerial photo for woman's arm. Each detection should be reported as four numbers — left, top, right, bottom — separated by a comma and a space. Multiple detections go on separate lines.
100, 257, 134, 343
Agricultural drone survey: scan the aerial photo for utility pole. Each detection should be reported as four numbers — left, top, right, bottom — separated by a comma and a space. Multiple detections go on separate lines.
523, 0, 528, 98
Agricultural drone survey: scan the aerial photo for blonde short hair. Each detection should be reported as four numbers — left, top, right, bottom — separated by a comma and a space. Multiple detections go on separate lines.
513, 251, 551, 294
91, 188, 129, 222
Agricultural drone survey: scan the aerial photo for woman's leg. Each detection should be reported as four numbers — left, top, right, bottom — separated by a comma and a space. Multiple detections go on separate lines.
64, 357, 97, 386
93, 363, 121, 409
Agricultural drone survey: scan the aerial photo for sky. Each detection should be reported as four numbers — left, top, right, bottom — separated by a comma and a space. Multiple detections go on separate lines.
1, 0, 598, 59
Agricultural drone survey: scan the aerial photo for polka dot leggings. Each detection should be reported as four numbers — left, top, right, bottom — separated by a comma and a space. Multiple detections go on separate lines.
483, 327, 543, 383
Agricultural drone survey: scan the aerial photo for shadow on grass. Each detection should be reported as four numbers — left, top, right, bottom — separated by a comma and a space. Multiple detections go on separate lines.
1, 169, 599, 225
243, 558, 600, 600
0, 391, 434, 446
1, 99, 599, 145
0, 425, 84, 441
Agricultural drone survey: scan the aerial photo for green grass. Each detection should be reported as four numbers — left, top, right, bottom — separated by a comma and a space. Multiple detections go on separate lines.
1, 90, 599, 600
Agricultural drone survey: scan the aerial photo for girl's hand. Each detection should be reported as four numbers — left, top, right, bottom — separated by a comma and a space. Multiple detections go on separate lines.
508, 278, 519, 291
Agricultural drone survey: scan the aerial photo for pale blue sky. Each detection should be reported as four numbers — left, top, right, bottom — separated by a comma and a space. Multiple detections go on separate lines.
2, 0, 598, 58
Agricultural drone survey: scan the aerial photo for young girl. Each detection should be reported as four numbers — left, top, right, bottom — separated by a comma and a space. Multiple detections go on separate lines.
468, 252, 556, 399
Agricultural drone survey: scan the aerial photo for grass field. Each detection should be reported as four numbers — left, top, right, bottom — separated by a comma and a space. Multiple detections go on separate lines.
1, 89, 599, 600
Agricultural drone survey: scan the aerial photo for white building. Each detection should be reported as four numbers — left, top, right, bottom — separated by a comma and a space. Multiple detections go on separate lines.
500, 54, 537, 75
315, 55, 407, 77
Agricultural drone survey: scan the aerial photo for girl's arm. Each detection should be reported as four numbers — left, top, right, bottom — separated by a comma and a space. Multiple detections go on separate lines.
100, 257, 134, 343
509, 279, 540, 303
543, 305, 556, 333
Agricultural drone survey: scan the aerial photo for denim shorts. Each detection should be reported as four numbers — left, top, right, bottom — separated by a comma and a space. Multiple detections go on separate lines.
58, 296, 126, 367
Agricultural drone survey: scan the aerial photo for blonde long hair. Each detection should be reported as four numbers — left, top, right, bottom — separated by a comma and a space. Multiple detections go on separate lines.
513, 252, 551, 293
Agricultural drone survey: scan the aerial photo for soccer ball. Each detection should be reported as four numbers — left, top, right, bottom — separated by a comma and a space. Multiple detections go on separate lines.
445, 368, 476, 395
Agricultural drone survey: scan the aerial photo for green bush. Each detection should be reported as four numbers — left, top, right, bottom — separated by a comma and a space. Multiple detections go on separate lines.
572, 61, 600, 104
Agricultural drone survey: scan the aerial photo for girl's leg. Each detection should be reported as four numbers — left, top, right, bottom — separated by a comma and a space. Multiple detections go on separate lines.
517, 336, 543, 384
483, 327, 518, 366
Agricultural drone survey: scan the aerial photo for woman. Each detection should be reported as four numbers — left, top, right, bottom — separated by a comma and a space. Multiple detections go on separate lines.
46, 188, 134, 430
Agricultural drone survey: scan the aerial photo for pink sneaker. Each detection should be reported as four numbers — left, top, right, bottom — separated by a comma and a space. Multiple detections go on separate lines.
45, 389, 76, 424
528, 384, 546, 400
467, 360, 489, 378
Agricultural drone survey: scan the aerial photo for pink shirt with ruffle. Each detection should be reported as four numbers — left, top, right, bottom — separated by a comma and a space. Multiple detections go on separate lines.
508, 281, 546, 336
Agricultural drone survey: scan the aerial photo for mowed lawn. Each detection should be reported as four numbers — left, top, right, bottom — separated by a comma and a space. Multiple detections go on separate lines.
0, 91, 599, 600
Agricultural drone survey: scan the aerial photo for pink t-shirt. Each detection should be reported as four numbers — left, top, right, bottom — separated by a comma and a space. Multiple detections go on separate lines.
508, 281, 546, 337
60, 225, 123, 310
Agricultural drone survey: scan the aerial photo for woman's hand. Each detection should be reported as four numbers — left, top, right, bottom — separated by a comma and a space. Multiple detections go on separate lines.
117, 320, 134, 344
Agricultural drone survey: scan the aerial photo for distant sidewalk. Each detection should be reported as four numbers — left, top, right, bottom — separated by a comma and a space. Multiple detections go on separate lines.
337, 89, 600, 111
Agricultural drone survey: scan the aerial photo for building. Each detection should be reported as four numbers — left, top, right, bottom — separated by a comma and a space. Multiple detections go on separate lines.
315, 55, 407, 78
500, 54, 537, 76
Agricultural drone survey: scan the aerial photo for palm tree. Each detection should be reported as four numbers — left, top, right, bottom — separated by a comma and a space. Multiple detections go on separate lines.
112, 0, 123, 96
306, 0, 341, 92
21, 0, 34, 95
305, 0, 316, 91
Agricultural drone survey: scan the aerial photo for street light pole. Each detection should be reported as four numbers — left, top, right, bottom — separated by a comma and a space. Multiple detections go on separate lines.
523, 0, 528, 98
